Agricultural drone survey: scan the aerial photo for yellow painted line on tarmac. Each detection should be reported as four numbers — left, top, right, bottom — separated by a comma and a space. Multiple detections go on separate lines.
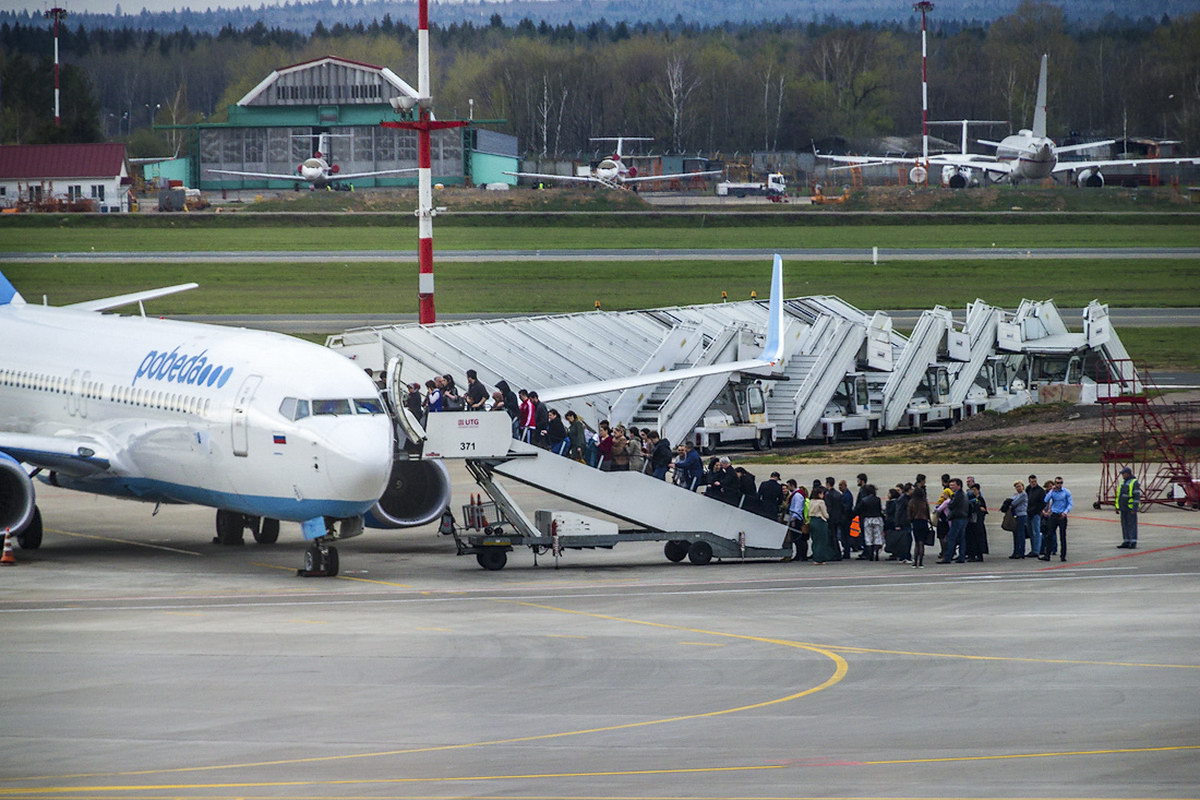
0, 765, 786, 795
679, 641, 725, 647
250, 562, 296, 572
860, 743, 1200, 766
1, 607, 847, 784
333, 574, 416, 589
47, 528, 202, 556
815, 643, 1200, 670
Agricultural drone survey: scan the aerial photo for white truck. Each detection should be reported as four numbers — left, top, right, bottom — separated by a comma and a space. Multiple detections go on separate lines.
715, 173, 787, 198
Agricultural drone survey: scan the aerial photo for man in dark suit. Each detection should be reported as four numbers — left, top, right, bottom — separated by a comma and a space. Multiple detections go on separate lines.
756, 472, 784, 518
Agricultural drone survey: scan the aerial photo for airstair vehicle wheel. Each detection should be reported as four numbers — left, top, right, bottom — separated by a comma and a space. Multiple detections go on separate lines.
687, 540, 713, 566
254, 518, 280, 544
664, 540, 689, 562
16, 506, 42, 549
754, 431, 772, 451
215, 510, 246, 545
477, 548, 508, 571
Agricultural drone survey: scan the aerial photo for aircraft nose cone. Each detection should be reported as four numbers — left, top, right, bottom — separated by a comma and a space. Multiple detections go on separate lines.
324, 418, 393, 506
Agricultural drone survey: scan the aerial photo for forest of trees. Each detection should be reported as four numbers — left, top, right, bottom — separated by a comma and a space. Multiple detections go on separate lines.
1, 1, 1197, 159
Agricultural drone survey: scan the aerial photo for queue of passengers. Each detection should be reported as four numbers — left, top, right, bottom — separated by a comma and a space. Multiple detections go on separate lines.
389, 370, 1074, 567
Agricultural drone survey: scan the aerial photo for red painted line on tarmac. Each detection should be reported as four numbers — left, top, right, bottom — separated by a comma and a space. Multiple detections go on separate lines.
1036, 540, 1200, 571
1074, 514, 1200, 532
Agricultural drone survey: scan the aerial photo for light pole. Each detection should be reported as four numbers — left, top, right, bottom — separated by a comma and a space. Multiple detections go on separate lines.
381, 0, 467, 325
913, 1, 934, 186
145, 102, 161, 129
44, 7, 68, 127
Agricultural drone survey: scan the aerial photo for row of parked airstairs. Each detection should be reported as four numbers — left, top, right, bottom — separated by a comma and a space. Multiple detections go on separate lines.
329, 294, 1131, 450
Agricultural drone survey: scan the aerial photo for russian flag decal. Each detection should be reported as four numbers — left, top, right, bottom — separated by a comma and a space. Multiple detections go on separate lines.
273, 433, 287, 445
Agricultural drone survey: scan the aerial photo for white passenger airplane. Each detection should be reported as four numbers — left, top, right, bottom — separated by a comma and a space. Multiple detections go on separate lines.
0, 256, 785, 576
820, 54, 1200, 186
504, 136, 722, 189
207, 132, 417, 190
0, 272, 412, 575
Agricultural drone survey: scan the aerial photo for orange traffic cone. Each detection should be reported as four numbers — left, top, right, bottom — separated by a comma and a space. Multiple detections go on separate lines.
0, 528, 16, 566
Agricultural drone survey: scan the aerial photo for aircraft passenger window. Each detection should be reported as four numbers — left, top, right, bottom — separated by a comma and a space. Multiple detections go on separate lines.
312, 399, 351, 416
354, 398, 385, 414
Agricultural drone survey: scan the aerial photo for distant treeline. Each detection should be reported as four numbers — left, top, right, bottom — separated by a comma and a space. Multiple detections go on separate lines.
1, 1, 1196, 157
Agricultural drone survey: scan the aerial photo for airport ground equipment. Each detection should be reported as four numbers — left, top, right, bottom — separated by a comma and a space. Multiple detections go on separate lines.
420, 412, 791, 570
693, 382, 777, 453
1094, 360, 1199, 512
331, 295, 1131, 449
716, 173, 787, 197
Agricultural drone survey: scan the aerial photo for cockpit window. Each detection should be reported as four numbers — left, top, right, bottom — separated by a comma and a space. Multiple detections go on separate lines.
312, 399, 352, 416
354, 397, 385, 414
279, 397, 310, 421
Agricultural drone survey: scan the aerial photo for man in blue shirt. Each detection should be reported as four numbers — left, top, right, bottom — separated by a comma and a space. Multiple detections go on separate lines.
1040, 476, 1073, 562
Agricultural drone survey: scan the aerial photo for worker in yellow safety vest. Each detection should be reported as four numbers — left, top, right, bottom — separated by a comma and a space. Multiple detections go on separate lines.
1116, 466, 1140, 549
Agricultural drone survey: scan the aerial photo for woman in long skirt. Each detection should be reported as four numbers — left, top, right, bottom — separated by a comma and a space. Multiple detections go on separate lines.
808, 486, 838, 564
965, 483, 990, 562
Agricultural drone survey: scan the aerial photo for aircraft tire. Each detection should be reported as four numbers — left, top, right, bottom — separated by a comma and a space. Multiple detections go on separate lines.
476, 548, 507, 571
16, 506, 42, 549
214, 510, 245, 545
326, 546, 339, 577
254, 518, 280, 544
664, 540, 689, 562
687, 540, 713, 566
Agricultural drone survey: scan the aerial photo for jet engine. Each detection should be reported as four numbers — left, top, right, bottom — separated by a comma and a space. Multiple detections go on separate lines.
908, 164, 928, 184
942, 166, 968, 189
365, 458, 452, 529
1077, 168, 1104, 188
0, 452, 35, 534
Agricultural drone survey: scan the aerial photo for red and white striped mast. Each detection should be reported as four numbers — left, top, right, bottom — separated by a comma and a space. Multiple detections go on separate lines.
44, 7, 68, 127
381, 0, 465, 325
914, 1, 934, 184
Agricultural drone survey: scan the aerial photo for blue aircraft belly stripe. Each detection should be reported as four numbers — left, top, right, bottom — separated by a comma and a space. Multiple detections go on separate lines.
0, 271, 18, 305
40, 473, 374, 521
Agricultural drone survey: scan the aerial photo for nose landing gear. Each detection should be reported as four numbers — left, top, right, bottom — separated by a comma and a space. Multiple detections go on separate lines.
298, 540, 339, 577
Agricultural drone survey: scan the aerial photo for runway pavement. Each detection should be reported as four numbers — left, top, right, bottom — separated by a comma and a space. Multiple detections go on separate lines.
4, 245, 1200, 262
2, 462, 1198, 799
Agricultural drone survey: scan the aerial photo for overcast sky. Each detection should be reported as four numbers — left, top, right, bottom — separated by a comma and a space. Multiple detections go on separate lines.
13, 0, 309, 13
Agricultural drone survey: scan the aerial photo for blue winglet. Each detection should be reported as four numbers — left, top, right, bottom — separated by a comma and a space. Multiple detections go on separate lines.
0, 271, 24, 306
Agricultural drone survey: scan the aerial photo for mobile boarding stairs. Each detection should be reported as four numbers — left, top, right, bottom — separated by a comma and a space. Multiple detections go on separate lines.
413, 410, 791, 570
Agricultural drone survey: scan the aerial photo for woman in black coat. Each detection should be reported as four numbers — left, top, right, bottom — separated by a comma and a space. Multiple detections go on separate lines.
965, 484, 990, 562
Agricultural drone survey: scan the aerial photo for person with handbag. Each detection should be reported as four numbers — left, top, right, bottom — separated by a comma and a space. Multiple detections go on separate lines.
1005, 481, 1029, 558
908, 486, 933, 568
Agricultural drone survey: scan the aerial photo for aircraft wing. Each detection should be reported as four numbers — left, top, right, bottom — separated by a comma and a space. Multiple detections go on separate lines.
502, 171, 599, 185
1052, 155, 1200, 173
537, 254, 785, 404
334, 168, 420, 180
622, 169, 723, 185
206, 169, 309, 182
1055, 140, 1117, 155
65, 283, 199, 313
0, 432, 111, 477
821, 152, 1009, 174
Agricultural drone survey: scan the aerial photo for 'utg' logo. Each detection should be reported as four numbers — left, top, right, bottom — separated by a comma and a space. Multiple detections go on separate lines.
133, 347, 233, 388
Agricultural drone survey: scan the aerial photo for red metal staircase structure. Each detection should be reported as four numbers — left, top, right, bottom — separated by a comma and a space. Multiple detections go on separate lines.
1095, 360, 1200, 512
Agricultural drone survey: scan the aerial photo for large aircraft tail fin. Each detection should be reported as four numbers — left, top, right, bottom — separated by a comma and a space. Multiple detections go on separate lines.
1032, 54, 1049, 139
0, 272, 25, 306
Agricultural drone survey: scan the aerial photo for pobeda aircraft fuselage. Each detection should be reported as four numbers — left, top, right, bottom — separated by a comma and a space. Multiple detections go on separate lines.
0, 275, 412, 573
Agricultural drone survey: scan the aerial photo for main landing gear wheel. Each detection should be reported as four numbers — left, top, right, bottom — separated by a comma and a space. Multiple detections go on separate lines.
214, 509, 245, 545
254, 518, 280, 544
16, 506, 43, 549
664, 540, 689, 562
687, 540, 713, 566
298, 544, 339, 577
476, 547, 508, 571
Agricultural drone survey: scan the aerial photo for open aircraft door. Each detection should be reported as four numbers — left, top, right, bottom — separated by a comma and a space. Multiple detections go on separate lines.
231, 374, 262, 457
386, 355, 427, 446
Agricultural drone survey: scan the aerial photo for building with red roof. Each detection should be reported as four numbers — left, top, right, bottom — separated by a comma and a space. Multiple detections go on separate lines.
0, 143, 131, 212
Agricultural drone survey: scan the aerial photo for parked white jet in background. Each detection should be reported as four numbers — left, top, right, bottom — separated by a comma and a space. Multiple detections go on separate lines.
207, 132, 417, 190
505, 136, 721, 189
821, 54, 1200, 186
